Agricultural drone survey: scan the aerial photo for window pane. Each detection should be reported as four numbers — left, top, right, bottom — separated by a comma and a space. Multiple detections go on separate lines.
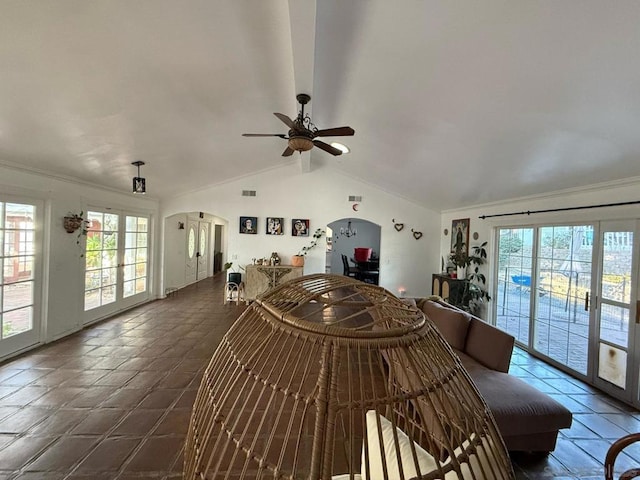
496, 228, 533, 345
136, 248, 147, 263
3, 306, 32, 338
125, 232, 136, 249
84, 289, 100, 310
3, 282, 33, 310
126, 216, 137, 231
136, 232, 147, 248
104, 214, 118, 231
101, 285, 116, 305
135, 278, 146, 294
188, 227, 196, 258
600, 304, 629, 348
123, 280, 135, 298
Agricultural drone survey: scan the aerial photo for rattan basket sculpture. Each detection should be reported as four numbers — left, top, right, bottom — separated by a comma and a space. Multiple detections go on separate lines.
184, 274, 515, 480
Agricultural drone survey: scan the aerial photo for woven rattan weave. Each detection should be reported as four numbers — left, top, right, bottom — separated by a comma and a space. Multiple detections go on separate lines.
184, 274, 515, 479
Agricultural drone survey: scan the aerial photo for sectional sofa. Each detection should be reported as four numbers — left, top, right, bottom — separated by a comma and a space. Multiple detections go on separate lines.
416, 298, 573, 453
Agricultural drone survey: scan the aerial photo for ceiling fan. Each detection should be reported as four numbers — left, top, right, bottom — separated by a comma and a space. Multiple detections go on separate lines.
242, 93, 355, 156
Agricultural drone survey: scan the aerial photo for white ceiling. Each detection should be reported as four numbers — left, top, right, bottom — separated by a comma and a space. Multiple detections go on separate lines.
2, 1, 640, 211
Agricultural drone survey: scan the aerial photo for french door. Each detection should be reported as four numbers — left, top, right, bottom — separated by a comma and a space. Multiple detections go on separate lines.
0, 200, 41, 359
495, 221, 640, 406
83, 209, 150, 324
592, 220, 638, 404
185, 219, 210, 285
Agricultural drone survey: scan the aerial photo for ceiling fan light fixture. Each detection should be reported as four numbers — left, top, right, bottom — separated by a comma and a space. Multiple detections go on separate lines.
288, 136, 314, 152
330, 142, 350, 154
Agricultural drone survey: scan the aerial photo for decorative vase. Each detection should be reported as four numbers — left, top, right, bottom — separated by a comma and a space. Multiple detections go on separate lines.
456, 265, 466, 280
291, 255, 304, 267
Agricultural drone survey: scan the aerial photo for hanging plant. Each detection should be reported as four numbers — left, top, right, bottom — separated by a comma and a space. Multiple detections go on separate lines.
64, 211, 90, 258
63, 212, 85, 234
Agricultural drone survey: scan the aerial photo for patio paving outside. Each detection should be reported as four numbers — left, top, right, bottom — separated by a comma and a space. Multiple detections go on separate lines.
496, 281, 629, 378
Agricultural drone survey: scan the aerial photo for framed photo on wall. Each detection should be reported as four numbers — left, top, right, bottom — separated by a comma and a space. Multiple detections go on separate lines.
240, 216, 258, 234
292, 219, 309, 237
266, 217, 284, 235
451, 218, 469, 254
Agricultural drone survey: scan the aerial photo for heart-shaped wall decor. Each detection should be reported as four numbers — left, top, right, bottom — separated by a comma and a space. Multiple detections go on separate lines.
412, 230, 423, 240
394, 223, 404, 232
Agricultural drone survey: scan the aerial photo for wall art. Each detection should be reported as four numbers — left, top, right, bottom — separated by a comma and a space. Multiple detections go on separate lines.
266, 217, 284, 235
240, 216, 258, 234
292, 219, 309, 237
451, 218, 470, 254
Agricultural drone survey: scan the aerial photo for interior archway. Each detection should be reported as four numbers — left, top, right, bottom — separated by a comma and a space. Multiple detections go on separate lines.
162, 211, 229, 295
327, 218, 381, 282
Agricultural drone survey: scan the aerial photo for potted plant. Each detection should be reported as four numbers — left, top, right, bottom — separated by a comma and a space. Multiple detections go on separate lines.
449, 241, 491, 315
64, 211, 88, 234
292, 228, 325, 267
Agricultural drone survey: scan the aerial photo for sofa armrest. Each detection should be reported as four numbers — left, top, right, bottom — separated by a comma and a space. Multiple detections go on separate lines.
465, 318, 515, 373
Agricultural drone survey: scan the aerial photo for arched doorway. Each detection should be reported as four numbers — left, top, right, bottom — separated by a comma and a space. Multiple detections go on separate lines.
327, 218, 381, 283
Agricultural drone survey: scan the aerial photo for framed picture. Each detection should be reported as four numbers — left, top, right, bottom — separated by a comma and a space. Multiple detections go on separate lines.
292, 218, 309, 237
451, 218, 470, 254
266, 217, 284, 235
240, 216, 258, 234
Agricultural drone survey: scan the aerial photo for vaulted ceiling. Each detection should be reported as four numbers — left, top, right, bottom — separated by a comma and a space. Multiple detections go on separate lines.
2, 1, 640, 211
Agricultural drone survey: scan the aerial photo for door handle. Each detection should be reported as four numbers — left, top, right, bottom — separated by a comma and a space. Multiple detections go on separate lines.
585, 292, 589, 311
636, 301, 640, 324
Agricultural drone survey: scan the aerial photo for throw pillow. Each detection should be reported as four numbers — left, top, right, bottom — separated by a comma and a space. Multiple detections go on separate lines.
443, 434, 500, 479
362, 410, 438, 480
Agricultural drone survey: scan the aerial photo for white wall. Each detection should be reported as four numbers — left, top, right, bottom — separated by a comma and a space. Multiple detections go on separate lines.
161, 164, 441, 298
440, 177, 640, 319
0, 165, 160, 346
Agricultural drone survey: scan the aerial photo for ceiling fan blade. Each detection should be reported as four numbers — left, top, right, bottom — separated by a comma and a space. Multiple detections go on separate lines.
313, 140, 342, 156
274, 113, 296, 129
282, 146, 294, 157
242, 133, 287, 138
314, 126, 355, 137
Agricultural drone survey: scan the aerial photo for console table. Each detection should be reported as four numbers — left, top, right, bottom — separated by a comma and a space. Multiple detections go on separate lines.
245, 265, 303, 301
432, 273, 465, 306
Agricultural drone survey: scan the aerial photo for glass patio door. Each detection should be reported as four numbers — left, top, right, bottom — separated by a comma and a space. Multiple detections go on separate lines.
496, 225, 594, 375
592, 220, 638, 404
83, 209, 149, 324
0, 201, 41, 360
534, 225, 593, 376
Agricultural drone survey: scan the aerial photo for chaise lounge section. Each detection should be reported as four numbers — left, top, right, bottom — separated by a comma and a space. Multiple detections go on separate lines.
417, 298, 573, 453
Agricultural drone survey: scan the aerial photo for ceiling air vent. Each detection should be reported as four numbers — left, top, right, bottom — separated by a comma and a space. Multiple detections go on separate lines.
348, 195, 362, 202
242, 190, 257, 197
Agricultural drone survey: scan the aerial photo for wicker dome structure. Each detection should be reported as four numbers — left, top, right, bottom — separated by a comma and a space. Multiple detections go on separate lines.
184, 274, 515, 480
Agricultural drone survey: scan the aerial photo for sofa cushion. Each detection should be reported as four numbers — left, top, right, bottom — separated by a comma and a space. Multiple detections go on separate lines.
464, 319, 515, 373
457, 357, 572, 438
421, 301, 471, 351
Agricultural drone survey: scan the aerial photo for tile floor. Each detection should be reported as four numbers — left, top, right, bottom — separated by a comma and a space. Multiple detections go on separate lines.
0, 274, 638, 479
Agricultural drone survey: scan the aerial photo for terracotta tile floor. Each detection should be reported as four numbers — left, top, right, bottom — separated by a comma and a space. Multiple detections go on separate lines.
0, 274, 245, 479
0, 273, 638, 479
